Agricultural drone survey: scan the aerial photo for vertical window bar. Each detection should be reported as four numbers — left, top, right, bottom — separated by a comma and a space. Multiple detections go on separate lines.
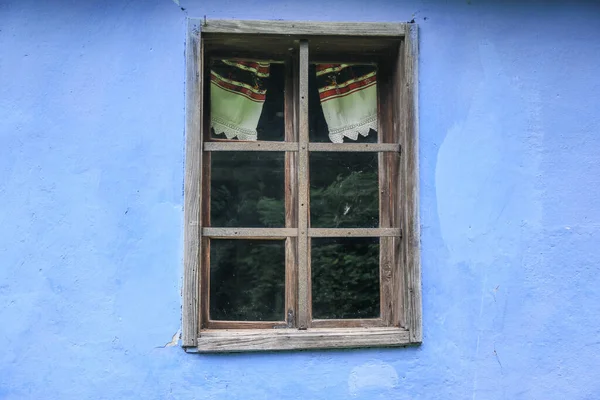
200, 46, 212, 330
377, 56, 396, 327
284, 53, 299, 328
297, 40, 310, 330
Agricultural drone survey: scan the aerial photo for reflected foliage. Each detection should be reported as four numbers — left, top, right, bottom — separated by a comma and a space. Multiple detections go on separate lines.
312, 238, 380, 319
210, 151, 380, 321
210, 152, 380, 320
310, 152, 379, 228
210, 240, 285, 321
211, 152, 285, 227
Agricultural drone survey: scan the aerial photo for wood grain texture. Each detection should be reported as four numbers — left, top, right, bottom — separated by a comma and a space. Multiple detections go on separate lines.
377, 60, 395, 327
284, 56, 299, 328
207, 321, 285, 329
385, 46, 405, 330
182, 20, 202, 347
197, 327, 409, 352
379, 236, 395, 326
199, 56, 213, 331
202, 228, 297, 238
204, 34, 401, 64
308, 228, 401, 237
311, 319, 385, 328
204, 141, 298, 151
200, 237, 210, 330
203, 19, 406, 37
398, 25, 421, 343
308, 143, 399, 152
297, 41, 310, 330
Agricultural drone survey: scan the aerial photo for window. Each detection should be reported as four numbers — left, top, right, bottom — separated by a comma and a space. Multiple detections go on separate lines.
183, 19, 420, 352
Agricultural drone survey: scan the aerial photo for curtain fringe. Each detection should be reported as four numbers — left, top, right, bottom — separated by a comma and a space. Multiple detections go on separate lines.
328, 116, 377, 143
211, 117, 258, 141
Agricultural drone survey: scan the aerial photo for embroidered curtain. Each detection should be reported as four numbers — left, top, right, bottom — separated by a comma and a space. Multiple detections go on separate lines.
316, 64, 377, 143
210, 60, 270, 141
211, 61, 377, 142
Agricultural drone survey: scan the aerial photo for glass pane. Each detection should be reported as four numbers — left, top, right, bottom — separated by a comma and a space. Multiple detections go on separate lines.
210, 60, 285, 141
210, 239, 285, 321
312, 237, 380, 319
310, 152, 379, 228
211, 152, 285, 227
309, 63, 378, 143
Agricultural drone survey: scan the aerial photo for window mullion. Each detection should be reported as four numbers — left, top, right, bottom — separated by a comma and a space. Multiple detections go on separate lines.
284, 53, 299, 328
296, 40, 311, 330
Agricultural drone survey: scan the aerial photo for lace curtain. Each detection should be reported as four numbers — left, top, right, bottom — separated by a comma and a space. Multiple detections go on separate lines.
210, 61, 377, 142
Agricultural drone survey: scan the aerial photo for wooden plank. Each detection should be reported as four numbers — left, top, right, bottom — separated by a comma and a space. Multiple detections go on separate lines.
308, 143, 399, 152
398, 24, 421, 343
386, 47, 405, 330
200, 237, 210, 329
297, 41, 310, 330
392, 236, 404, 329
207, 321, 285, 329
204, 30, 402, 64
377, 56, 396, 328
311, 319, 385, 328
379, 237, 395, 326
202, 228, 297, 238
196, 327, 410, 352
203, 19, 406, 37
308, 228, 401, 237
284, 55, 299, 329
204, 141, 298, 152
182, 19, 202, 347
199, 56, 213, 331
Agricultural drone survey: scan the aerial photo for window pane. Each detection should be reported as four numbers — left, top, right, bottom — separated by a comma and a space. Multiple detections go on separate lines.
210, 60, 285, 141
310, 152, 379, 228
312, 237, 380, 319
211, 152, 285, 227
309, 63, 378, 143
210, 239, 285, 321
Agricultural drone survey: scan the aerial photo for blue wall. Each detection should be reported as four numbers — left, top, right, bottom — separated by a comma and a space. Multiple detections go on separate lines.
2, 0, 600, 398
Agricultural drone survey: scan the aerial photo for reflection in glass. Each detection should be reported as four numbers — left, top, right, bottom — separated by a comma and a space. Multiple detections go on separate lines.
211, 152, 285, 227
210, 60, 285, 141
309, 63, 378, 143
312, 237, 380, 319
210, 239, 285, 321
310, 152, 379, 228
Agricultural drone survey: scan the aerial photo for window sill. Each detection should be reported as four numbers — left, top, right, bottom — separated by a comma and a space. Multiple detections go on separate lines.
186, 327, 415, 353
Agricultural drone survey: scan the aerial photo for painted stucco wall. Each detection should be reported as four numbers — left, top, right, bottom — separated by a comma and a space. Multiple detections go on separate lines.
2, 0, 600, 398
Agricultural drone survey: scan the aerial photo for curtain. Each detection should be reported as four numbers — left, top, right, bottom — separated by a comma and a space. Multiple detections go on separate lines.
210, 60, 270, 141
210, 60, 377, 143
316, 64, 378, 143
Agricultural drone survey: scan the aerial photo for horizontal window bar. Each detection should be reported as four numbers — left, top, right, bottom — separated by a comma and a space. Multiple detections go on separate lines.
310, 318, 385, 328
308, 228, 401, 237
308, 143, 400, 152
204, 142, 399, 152
207, 321, 285, 329
203, 227, 298, 238
204, 142, 298, 151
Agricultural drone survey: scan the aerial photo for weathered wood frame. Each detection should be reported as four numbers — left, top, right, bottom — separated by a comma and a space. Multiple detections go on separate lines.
183, 18, 420, 352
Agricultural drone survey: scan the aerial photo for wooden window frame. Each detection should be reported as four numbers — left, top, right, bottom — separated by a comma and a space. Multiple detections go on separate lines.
183, 18, 420, 352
